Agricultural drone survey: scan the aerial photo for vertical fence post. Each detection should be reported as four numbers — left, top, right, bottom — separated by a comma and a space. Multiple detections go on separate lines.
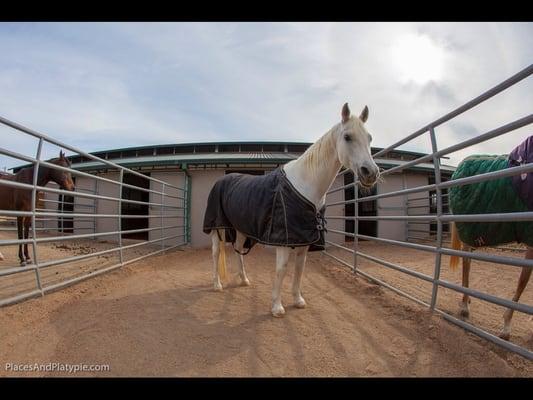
353, 181, 358, 273
93, 176, 98, 240
31, 138, 44, 296
185, 171, 192, 244
118, 169, 124, 266
161, 183, 165, 250
429, 127, 443, 310
60, 190, 64, 236
183, 173, 187, 245
402, 173, 409, 241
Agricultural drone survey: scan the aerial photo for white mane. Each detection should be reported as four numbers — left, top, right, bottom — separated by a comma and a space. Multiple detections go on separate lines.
299, 126, 338, 176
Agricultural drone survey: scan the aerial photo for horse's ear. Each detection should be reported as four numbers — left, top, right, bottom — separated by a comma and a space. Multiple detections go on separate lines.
341, 103, 350, 123
359, 105, 369, 123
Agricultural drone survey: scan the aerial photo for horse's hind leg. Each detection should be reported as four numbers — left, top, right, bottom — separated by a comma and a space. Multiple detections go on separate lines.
459, 245, 473, 318
292, 246, 309, 309
17, 216, 25, 266
211, 230, 223, 292
234, 231, 250, 286
271, 247, 290, 317
499, 254, 532, 340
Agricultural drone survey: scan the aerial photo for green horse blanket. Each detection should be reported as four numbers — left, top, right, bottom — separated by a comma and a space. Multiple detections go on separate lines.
449, 142, 533, 247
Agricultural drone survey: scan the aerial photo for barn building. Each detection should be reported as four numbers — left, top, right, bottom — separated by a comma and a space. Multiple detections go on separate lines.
18, 142, 456, 249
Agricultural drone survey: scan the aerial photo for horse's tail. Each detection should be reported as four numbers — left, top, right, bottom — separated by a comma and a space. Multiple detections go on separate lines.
218, 230, 227, 280
449, 222, 461, 271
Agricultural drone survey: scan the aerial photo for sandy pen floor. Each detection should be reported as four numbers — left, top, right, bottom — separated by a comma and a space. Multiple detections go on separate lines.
0, 227, 181, 302
0, 239, 532, 377
326, 240, 533, 350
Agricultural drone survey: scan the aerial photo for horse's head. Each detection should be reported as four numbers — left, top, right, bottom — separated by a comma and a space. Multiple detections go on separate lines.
335, 103, 379, 189
49, 150, 75, 191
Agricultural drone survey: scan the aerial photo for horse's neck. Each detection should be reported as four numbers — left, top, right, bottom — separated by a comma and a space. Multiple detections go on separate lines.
20, 167, 51, 187
283, 127, 341, 209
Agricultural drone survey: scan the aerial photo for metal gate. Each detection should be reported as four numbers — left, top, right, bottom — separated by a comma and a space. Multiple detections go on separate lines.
323, 64, 533, 360
0, 116, 190, 306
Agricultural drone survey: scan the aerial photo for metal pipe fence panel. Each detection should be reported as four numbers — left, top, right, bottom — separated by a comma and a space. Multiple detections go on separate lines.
322, 64, 533, 360
0, 116, 189, 306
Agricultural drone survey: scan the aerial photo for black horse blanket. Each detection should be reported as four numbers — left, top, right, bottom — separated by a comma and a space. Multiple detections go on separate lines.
203, 167, 326, 252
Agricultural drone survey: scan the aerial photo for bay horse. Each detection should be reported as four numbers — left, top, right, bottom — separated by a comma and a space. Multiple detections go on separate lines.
0, 151, 75, 265
449, 141, 533, 341
205, 103, 379, 317
450, 224, 531, 340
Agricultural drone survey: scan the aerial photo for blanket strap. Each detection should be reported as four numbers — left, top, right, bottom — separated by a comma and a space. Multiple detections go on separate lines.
217, 229, 252, 256
232, 244, 252, 256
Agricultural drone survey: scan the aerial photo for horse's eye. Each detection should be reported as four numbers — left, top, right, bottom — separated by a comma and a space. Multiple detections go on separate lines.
368, 134, 372, 142
344, 134, 352, 142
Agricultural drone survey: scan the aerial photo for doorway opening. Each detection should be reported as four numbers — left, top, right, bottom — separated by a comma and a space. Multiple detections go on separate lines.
344, 172, 377, 241
121, 172, 150, 240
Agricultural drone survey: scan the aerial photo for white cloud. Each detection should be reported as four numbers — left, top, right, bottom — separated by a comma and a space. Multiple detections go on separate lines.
0, 22, 532, 170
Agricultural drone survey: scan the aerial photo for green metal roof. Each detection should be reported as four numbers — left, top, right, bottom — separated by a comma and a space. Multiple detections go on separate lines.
82, 141, 432, 160
70, 151, 455, 175
88, 141, 314, 155
71, 152, 297, 170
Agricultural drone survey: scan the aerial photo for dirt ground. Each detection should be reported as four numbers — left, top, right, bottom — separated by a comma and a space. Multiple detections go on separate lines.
0, 237, 532, 377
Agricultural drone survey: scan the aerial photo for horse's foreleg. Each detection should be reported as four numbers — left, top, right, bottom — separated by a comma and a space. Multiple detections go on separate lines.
499, 258, 532, 341
23, 217, 32, 263
234, 231, 250, 286
292, 246, 309, 309
459, 244, 473, 318
211, 230, 223, 292
271, 247, 290, 317
17, 216, 25, 266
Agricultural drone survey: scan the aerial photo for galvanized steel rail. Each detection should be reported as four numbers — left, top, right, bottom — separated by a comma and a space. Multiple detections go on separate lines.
322, 64, 533, 360
0, 116, 188, 306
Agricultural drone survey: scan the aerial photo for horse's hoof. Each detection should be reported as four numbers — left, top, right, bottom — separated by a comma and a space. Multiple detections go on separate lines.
498, 331, 511, 341
459, 308, 470, 318
294, 297, 307, 309
20, 261, 26, 267
271, 305, 285, 318
25, 258, 32, 265
213, 283, 223, 292
240, 278, 251, 287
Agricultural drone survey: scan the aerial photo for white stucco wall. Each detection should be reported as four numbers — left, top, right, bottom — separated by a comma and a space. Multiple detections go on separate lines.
149, 171, 186, 247
189, 169, 225, 249
37, 183, 61, 233
73, 176, 96, 236
94, 171, 120, 242
377, 172, 430, 241
324, 174, 346, 246
60, 165, 434, 249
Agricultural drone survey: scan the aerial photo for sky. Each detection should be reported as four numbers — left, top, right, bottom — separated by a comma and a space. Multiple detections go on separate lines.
0, 22, 532, 171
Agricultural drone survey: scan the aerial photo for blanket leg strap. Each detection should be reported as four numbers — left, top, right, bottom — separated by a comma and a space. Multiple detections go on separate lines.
232, 244, 252, 256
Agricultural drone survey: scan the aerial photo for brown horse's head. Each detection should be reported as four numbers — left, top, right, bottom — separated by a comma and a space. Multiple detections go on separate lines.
48, 151, 75, 191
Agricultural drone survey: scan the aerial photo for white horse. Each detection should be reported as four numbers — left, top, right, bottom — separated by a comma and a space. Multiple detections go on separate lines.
210, 103, 379, 317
